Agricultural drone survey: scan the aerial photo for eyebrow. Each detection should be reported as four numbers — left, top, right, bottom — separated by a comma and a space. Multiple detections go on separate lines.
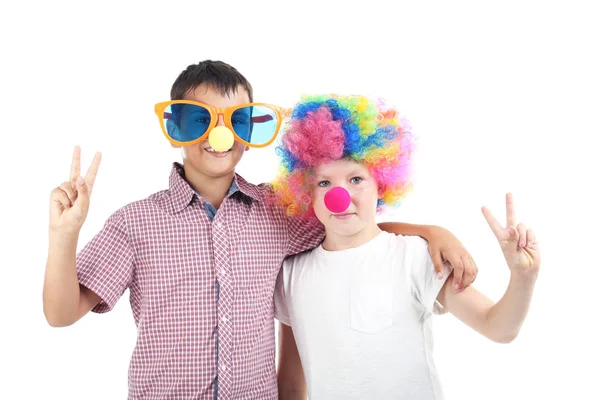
347, 168, 366, 176
315, 169, 366, 180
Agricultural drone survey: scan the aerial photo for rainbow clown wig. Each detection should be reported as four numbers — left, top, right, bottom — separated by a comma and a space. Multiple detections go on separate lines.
271, 94, 416, 220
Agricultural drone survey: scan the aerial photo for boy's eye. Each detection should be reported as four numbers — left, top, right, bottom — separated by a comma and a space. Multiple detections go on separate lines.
232, 117, 249, 125
318, 180, 330, 187
350, 177, 363, 184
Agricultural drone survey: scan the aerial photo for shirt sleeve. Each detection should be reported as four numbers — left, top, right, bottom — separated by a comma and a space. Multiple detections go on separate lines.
76, 210, 135, 313
285, 215, 325, 256
402, 235, 452, 315
273, 263, 291, 326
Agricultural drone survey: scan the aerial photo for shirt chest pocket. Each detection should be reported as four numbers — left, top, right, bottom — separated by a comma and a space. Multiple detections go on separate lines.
350, 280, 394, 334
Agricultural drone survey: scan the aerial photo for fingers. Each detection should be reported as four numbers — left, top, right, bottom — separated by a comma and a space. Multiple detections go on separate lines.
448, 255, 464, 292
453, 255, 477, 292
526, 228, 537, 248
517, 223, 527, 248
460, 255, 478, 289
59, 182, 77, 204
506, 192, 516, 227
51, 187, 73, 209
69, 147, 102, 194
70, 146, 81, 184
481, 206, 503, 238
469, 255, 479, 285
84, 152, 102, 192
431, 251, 445, 280
506, 226, 519, 247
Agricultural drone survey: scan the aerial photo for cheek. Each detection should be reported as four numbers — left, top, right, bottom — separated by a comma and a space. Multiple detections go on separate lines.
187, 139, 206, 149
181, 142, 201, 157
312, 193, 326, 213
232, 142, 246, 154
353, 189, 378, 210
312, 202, 329, 225
314, 199, 325, 213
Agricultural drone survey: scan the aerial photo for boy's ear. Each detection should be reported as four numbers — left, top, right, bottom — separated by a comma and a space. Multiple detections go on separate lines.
245, 146, 250, 151
166, 119, 180, 138
166, 119, 182, 148
378, 186, 385, 200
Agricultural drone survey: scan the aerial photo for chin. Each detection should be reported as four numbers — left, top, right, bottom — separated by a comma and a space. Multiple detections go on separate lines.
327, 225, 363, 237
203, 164, 237, 178
188, 153, 243, 177
185, 160, 233, 178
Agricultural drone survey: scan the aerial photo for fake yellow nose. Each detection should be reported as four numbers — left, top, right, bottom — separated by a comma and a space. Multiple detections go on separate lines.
208, 126, 235, 152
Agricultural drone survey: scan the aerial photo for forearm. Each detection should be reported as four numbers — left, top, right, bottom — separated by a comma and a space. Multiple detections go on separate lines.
43, 230, 82, 326
277, 323, 307, 400
277, 383, 307, 400
378, 222, 432, 239
484, 272, 538, 343
277, 354, 307, 400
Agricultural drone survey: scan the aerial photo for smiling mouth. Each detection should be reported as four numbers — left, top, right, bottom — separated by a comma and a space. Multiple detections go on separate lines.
204, 147, 232, 155
332, 213, 355, 219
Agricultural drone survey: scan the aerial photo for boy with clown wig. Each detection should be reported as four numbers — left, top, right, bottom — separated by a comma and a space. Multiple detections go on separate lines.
272, 94, 541, 399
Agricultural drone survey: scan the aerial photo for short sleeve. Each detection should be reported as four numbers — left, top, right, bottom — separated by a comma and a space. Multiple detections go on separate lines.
402, 236, 452, 315
76, 210, 135, 313
285, 215, 325, 256
274, 264, 291, 326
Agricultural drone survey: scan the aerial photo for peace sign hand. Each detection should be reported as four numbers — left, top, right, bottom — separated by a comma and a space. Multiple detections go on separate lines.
49, 146, 102, 234
481, 193, 541, 278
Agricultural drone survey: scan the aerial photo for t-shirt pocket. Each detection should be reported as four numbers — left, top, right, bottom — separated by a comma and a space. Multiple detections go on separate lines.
350, 281, 393, 334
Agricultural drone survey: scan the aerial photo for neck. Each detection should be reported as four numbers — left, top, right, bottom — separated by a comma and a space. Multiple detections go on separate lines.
322, 223, 382, 251
182, 164, 234, 210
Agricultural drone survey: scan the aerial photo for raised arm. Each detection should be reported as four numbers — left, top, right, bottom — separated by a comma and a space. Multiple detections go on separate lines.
436, 193, 540, 343
43, 146, 102, 327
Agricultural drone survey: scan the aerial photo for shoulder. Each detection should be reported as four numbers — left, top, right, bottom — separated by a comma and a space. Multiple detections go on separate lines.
387, 232, 428, 251
380, 233, 430, 269
116, 189, 171, 219
283, 247, 320, 272
95, 190, 174, 237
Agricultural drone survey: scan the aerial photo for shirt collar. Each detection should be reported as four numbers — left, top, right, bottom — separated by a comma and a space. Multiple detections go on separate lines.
168, 163, 262, 214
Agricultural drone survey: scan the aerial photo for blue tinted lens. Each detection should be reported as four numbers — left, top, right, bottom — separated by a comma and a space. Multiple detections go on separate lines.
164, 103, 211, 142
232, 106, 277, 145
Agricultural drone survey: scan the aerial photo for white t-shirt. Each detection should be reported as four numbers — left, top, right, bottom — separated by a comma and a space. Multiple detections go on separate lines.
274, 231, 452, 400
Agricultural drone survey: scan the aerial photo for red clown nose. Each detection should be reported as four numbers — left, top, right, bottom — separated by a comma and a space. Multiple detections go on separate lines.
324, 187, 351, 213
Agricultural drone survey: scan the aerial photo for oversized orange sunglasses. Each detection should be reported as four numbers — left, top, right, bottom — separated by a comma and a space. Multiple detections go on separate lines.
154, 100, 290, 148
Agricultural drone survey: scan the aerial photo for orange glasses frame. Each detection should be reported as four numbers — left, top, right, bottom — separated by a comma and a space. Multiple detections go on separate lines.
154, 100, 291, 148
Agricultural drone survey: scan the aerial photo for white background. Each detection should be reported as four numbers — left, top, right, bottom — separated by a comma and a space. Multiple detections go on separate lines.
1, 1, 598, 399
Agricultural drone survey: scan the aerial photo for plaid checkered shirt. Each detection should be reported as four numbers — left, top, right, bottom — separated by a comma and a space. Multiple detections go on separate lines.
76, 163, 324, 399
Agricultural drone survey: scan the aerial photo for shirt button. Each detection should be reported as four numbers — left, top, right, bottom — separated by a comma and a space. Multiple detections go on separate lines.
221, 365, 227, 372
216, 222, 223, 228
221, 316, 228, 323
221, 268, 227, 275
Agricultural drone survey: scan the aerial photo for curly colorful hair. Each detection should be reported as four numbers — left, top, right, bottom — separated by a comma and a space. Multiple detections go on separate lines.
271, 94, 416, 220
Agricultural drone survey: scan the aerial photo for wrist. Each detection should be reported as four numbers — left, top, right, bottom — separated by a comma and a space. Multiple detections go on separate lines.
49, 228, 80, 244
509, 269, 539, 286
420, 224, 444, 239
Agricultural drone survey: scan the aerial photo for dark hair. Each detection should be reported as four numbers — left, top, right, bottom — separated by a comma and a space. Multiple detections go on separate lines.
170, 60, 253, 102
